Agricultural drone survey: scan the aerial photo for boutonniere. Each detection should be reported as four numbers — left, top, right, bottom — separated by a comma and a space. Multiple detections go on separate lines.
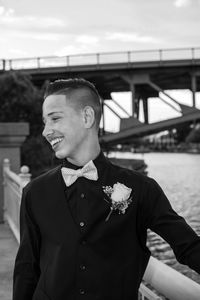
103, 182, 132, 221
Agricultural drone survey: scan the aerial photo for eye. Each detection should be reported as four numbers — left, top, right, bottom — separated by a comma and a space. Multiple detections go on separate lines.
52, 116, 60, 122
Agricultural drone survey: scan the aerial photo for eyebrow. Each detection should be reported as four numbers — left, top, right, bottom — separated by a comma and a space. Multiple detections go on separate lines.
47, 111, 63, 116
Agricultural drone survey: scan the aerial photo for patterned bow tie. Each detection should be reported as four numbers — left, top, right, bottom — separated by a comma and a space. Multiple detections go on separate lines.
61, 160, 98, 187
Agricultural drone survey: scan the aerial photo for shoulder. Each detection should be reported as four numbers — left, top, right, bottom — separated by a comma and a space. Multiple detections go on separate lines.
108, 159, 158, 190
23, 165, 61, 194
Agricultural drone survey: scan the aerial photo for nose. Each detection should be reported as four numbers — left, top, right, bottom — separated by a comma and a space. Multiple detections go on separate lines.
42, 123, 54, 138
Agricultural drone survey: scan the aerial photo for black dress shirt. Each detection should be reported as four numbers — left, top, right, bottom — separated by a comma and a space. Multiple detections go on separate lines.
61, 151, 107, 227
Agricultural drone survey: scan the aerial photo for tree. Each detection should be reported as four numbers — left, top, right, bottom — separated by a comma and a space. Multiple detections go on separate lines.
0, 71, 43, 133
185, 124, 200, 143
175, 123, 192, 143
0, 71, 54, 177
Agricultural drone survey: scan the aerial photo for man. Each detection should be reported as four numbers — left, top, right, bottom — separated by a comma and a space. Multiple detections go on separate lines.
13, 78, 200, 300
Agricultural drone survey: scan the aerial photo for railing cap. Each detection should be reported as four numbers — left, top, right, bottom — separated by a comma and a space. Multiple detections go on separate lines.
3, 158, 10, 169
3, 158, 10, 163
20, 165, 30, 174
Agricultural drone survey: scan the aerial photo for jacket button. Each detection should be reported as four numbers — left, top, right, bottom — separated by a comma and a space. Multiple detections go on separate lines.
80, 264, 86, 270
80, 221, 85, 227
79, 288, 85, 295
81, 193, 85, 198
81, 240, 86, 245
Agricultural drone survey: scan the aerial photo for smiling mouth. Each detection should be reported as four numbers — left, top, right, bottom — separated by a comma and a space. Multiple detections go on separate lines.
50, 137, 64, 148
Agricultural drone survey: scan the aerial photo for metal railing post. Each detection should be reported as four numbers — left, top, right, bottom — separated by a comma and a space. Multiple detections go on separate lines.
159, 49, 162, 63
9, 60, 12, 70
191, 47, 195, 64
66, 56, 70, 66
37, 57, 41, 68
2, 59, 6, 71
97, 53, 100, 65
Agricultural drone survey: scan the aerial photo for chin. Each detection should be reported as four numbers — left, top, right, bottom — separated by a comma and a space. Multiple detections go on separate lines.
55, 150, 68, 160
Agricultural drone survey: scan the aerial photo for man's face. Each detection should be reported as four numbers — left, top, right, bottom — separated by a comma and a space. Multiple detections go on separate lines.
42, 94, 86, 160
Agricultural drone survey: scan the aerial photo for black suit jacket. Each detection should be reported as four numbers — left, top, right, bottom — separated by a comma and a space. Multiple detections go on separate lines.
13, 153, 200, 300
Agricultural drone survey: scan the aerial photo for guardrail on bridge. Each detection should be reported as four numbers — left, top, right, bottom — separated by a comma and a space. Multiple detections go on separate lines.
0, 47, 200, 71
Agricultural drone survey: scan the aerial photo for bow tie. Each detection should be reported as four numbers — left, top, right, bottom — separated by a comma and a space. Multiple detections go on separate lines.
61, 160, 98, 187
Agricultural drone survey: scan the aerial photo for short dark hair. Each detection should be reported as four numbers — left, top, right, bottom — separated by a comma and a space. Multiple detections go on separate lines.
44, 78, 102, 128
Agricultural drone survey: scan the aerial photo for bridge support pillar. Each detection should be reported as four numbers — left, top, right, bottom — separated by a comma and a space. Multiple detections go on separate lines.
142, 97, 149, 124
122, 74, 151, 119
135, 97, 140, 119
130, 82, 136, 118
100, 98, 105, 136
121, 75, 138, 118
0, 123, 29, 223
191, 74, 197, 108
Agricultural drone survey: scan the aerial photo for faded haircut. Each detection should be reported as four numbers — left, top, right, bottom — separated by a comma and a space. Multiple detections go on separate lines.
44, 78, 102, 129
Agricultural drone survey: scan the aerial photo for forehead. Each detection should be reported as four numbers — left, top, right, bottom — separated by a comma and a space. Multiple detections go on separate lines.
42, 94, 71, 115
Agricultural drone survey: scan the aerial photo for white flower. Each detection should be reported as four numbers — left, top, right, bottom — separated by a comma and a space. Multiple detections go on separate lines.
111, 182, 132, 203
103, 182, 132, 221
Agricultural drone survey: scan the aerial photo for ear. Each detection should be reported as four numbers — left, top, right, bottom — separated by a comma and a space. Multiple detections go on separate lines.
82, 106, 95, 128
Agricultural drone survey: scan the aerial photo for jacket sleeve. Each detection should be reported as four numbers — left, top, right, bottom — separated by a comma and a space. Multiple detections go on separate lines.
141, 177, 200, 274
13, 185, 41, 300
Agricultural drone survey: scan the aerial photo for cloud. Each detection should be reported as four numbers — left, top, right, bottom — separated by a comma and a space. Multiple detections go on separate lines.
55, 45, 93, 56
106, 32, 158, 43
55, 35, 100, 56
0, 6, 66, 30
8, 49, 29, 57
174, 0, 191, 7
0, 5, 5, 15
0, 5, 14, 17
11, 30, 64, 41
76, 35, 99, 44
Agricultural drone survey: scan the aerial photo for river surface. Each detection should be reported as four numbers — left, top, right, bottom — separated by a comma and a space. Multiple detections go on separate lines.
109, 152, 200, 284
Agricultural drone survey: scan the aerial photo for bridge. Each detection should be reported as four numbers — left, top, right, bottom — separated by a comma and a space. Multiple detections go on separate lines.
1, 47, 200, 145
100, 108, 200, 146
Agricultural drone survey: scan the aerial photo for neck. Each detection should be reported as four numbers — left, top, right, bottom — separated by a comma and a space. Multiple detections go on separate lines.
67, 134, 101, 166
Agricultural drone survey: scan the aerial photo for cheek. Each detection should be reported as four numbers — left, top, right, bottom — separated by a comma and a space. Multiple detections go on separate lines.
56, 120, 74, 134
56, 116, 84, 139
70, 118, 84, 133
63, 122, 84, 140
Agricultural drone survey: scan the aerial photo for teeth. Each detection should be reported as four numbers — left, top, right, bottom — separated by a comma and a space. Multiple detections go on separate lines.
50, 138, 63, 147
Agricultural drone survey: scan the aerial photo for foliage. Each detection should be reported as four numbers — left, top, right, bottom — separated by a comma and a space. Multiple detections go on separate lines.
175, 123, 192, 143
0, 71, 43, 134
185, 124, 200, 143
0, 71, 58, 177
21, 135, 59, 177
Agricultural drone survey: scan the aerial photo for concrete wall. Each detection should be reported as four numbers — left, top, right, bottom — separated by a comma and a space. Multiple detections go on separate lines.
0, 123, 29, 223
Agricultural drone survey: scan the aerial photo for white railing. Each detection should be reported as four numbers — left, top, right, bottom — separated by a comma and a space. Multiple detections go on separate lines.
3, 158, 31, 243
143, 256, 200, 300
2, 158, 200, 300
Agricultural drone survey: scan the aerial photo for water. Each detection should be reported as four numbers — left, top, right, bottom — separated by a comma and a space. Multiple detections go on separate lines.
109, 152, 200, 284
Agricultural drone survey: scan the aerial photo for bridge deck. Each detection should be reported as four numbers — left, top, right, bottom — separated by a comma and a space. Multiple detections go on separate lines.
1, 47, 200, 98
0, 222, 18, 300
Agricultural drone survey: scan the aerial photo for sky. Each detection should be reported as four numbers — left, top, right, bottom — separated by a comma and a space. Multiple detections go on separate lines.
0, 0, 200, 131
0, 0, 200, 58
